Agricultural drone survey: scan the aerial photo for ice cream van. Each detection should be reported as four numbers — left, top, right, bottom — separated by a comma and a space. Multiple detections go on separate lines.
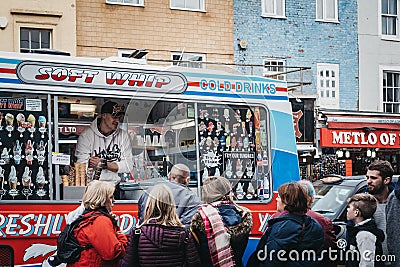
0, 51, 299, 266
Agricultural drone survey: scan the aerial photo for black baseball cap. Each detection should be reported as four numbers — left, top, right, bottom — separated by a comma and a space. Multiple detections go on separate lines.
101, 101, 125, 117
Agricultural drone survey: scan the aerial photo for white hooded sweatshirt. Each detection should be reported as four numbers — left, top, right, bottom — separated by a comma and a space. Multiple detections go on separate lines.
75, 117, 133, 183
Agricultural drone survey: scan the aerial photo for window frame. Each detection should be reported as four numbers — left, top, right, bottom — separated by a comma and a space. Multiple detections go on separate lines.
382, 69, 400, 113
106, 0, 144, 7
20, 27, 52, 53
170, 0, 205, 12
380, 0, 400, 40
317, 63, 340, 108
315, 0, 339, 23
262, 58, 286, 81
171, 52, 206, 68
261, 0, 286, 19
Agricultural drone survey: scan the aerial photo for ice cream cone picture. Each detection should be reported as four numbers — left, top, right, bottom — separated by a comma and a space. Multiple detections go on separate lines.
13, 140, 22, 165
22, 166, 32, 187
5, 113, 14, 137
0, 147, 10, 165
254, 107, 260, 130
199, 121, 206, 136
246, 182, 255, 200
223, 108, 230, 121
25, 140, 34, 165
27, 114, 36, 138
231, 136, 237, 151
8, 166, 19, 198
246, 160, 254, 178
207, 121, 214, 135
21, 166, 33, 199
212, 108, 219, 121
234, 110, 241, 122
38, 115, 47, 138
225, 159, 233, 178
236, 182, 244, 200
246, 109, 252, 122
36, 167, 47, 197
236, 159, 243, 179
36, 140, 47, 165
0, 112, 3, 131
16, 113, 26, 137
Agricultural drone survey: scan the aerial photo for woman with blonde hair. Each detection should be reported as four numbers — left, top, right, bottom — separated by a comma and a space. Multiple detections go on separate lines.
190, 176, 253, 267
122, 183, 200, 267
65, 180, 128, 267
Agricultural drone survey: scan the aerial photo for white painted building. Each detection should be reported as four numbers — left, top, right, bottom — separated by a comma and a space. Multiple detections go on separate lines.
358, 0, 400, 113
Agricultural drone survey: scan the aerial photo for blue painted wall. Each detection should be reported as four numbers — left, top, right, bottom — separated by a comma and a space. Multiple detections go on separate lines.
234, 0, 359, 110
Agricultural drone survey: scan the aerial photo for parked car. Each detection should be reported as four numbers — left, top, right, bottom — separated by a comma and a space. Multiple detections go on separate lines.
311, 174, 398, 240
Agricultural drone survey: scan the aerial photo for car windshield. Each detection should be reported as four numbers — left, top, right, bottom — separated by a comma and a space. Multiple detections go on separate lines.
311, 184, 353, 220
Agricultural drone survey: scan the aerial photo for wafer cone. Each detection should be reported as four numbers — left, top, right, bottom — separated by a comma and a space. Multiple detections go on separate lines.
68, 166, 75, 186
80, 162, 87, 186
62, 175, 69, 186
74, 162, 81, 186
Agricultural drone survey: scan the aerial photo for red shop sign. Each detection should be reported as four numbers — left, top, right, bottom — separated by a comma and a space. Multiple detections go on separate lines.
320, 128, 400, 148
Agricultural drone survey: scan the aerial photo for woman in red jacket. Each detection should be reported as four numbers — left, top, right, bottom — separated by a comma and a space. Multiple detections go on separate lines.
68, 180, 128, 267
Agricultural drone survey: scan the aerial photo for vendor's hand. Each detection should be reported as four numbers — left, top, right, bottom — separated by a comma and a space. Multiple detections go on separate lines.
88, 156, 101, 168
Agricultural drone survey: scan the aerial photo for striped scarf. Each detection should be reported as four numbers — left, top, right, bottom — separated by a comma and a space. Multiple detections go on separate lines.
198, 203, 236, 267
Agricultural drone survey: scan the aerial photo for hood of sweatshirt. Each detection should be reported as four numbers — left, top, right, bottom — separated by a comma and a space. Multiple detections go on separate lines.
89, 117, 121, 139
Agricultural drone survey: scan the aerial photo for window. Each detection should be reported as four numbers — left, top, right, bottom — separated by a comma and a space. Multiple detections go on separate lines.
382, 0, 398, 36
170, 0, 204, 11
262, 0, 285, 18
106, 0, 144, 5
383, 71, 400, 113
263, 59, 286, 81
317, 63, 339, 108
316, 0, 338, 22
20, 28, 51, 53
171, 52, 205, 68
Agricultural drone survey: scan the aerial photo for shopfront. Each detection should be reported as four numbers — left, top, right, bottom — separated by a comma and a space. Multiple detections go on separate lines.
318, 110, 400, 176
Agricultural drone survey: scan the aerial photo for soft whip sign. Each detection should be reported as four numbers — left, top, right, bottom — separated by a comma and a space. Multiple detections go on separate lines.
16, 61, 188, 93
320, 128, 400, 148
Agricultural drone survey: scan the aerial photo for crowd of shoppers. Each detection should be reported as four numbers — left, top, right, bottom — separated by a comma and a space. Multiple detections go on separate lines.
48, 159, 400, 267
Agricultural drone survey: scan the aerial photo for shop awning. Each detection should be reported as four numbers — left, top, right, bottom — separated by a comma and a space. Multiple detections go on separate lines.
325, 115, 400, 130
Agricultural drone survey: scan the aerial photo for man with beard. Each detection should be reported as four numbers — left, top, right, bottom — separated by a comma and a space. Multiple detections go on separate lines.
76, 101, 133, 185
366, 160, 395, 265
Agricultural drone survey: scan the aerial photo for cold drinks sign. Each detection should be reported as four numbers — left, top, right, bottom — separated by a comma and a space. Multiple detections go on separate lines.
320, 128, 400, 148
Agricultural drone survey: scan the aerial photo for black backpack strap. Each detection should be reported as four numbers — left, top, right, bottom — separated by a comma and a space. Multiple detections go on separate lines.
132, 227, 141, 267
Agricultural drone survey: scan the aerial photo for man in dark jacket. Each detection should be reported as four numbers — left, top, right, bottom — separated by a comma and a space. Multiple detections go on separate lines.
138, 163, 201, 227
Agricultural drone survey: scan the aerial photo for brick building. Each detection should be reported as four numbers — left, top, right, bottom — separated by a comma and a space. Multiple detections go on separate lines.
76, 0, 234, 64
233, 0, 359, 111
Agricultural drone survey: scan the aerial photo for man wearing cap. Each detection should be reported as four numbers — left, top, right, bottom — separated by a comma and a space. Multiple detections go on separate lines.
75, 101, 133, 185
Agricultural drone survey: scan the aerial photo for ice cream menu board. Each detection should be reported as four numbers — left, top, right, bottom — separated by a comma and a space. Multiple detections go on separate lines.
0, 98, 49, 200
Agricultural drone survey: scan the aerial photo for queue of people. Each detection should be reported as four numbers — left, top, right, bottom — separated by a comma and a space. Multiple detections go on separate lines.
47, 161, 400, 267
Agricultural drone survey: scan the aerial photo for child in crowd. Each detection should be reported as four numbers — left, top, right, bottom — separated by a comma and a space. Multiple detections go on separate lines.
346, 193, 385, 267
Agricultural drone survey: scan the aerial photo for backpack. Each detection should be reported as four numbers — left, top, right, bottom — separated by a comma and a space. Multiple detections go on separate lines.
53, 212, 103, 264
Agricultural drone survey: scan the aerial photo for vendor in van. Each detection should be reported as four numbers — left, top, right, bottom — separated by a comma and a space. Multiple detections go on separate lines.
75, 101, 133, 186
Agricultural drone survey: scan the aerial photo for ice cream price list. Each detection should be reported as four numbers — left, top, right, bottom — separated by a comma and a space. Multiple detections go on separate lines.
0, 98, 49, 200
